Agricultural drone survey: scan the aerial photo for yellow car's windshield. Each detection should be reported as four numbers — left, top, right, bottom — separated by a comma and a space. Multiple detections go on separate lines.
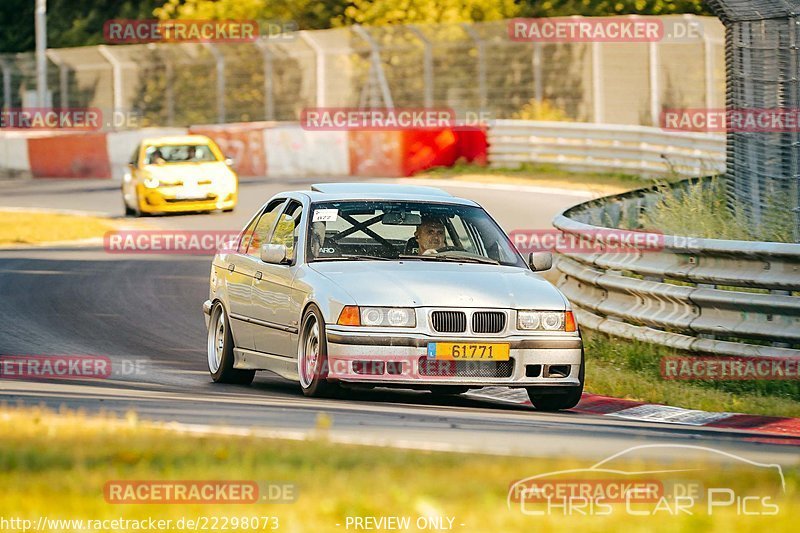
144, 144, 219, 165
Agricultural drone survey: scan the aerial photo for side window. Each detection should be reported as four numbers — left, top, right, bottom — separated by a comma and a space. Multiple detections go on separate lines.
243, 200, 286, 257
270, 201, 303, 263
449, 215, 477, 253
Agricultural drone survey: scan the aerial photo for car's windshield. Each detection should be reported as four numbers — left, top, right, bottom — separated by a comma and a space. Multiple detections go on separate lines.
144, 144, 218, 165
306, 200, 525, 267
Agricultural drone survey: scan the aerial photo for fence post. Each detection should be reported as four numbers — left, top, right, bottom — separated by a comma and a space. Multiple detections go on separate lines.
533, 42, 543, 103
592, 42, 604, 123
461, 23, 487, 113
649, 41, 660, 126
298, 31, 325, 108
352, 25, 394, 108
202, 43, 226, 123
703, 33, 717, 109
46, 50, 69, 108
408, 25, 434, 108
255, 40, 275, 120
0, 58, 11, 110
98, 45, 124, 118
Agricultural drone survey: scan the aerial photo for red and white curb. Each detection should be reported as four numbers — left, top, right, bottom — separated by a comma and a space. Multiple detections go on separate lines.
465, 388, 800, 439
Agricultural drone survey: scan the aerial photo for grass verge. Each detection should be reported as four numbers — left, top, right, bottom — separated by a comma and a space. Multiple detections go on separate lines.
1, 406, 797, 532
0, 210, 117, 246
583, 331, 800, 418
416, 163, 653, 196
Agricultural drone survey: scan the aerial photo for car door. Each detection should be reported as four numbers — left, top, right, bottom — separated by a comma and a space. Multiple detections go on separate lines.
222, 198, 286, 350
251, 199, 306, 357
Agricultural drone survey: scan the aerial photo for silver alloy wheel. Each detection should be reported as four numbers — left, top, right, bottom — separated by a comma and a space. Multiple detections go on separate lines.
298, 315, 320, 388
207, 306, 224, 373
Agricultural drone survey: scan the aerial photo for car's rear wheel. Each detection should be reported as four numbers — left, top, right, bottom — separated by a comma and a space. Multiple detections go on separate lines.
526, 350, 585, 411
297, 305, 340, 397
207, 302, 255, 384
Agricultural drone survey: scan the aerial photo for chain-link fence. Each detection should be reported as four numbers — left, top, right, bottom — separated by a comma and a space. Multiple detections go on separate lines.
706, 0, 800, 242
0, 15, 724, 128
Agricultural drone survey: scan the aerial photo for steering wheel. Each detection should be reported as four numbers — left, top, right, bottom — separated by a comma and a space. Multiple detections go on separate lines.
435, 246, 464, 253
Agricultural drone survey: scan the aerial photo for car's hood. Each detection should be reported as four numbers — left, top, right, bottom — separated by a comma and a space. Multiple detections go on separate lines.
308, 261, 567, 309
143, 162, 233, 180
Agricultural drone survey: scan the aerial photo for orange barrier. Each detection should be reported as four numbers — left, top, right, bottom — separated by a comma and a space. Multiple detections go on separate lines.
189, 122, 271, 177
27, 132, 111, 178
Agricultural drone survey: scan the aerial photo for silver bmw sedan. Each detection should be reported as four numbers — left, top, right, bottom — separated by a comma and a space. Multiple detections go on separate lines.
204, 183, 584, 410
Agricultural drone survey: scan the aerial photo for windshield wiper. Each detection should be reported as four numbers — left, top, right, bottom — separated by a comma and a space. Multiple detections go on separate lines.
397, 254, 499, 265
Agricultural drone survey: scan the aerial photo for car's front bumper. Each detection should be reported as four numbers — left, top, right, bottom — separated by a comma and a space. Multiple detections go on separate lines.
325, 328, 583, 388
138, 185, 236, 213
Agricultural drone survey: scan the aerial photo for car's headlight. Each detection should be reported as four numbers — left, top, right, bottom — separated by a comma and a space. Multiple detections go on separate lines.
361, 307, 415, 327
518, 310, 577, 332
143, 175, 161, 189
337, 306, 416, 327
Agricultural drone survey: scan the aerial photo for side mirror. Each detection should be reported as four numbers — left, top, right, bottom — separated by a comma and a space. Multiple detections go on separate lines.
528, 251, 553, 271
260, 243, 287, 264
224, 157, 235, 167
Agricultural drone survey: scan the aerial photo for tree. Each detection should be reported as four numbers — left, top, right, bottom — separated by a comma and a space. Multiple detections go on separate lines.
518, 0, 712, 17
0, 0, 164, 53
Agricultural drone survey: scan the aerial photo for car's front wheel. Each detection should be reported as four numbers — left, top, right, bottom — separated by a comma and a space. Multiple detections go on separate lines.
526, 350, 584, 411
207, 302, 255, 384
297, 305, 340, 397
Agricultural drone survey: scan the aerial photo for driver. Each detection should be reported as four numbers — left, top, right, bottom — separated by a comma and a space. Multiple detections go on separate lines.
414, 216, 447, 255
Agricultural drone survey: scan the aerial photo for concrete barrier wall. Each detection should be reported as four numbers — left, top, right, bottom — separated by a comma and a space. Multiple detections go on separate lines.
0, 123, 488, 179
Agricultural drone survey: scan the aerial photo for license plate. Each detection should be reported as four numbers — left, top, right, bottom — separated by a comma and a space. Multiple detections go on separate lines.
175, 190, 205, 200
427, 342, 510, 361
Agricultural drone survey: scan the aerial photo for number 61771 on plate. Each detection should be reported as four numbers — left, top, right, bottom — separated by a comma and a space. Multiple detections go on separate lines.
427, 342, 510, 361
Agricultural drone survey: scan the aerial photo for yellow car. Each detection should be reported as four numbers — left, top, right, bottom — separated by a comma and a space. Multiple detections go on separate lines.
122, 135, 238, 216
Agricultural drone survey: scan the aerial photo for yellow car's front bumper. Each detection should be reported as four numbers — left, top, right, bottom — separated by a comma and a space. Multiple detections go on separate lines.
137, 185, 237, 214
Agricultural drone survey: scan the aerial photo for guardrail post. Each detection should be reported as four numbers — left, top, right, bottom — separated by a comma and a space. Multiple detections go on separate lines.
202, 43, 226, 123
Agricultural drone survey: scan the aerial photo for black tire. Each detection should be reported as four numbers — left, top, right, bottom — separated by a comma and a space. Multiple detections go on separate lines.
429, 386, 470, 395
207, 302, 255, 385
223, 207, 235, 213
527, 350, 585, 411
297, 305, 340, 397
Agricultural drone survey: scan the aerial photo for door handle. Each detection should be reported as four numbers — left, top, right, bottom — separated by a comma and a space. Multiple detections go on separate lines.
255, 271, 262, 280
227, 263, 235, 272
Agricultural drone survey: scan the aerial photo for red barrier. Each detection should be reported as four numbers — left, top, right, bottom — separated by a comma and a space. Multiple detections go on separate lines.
27, 132, 111, 178
189, 122, 270, 177
349, 127, 487, 177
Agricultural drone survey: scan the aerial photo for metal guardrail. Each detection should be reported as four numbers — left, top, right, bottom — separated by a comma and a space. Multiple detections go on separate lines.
489, 119, 726, 178
552, 179, 800, 358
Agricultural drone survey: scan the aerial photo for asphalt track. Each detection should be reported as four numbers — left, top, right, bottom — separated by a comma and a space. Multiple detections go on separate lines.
0, 177, 798, 467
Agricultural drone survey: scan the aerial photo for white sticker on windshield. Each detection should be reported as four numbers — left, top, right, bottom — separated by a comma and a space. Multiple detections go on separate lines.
312, 209, 338, 222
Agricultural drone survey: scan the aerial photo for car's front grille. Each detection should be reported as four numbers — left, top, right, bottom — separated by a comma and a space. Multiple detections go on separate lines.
472, 311, 506, 333
430, 311, 467, 333
418, 357, 514, 378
